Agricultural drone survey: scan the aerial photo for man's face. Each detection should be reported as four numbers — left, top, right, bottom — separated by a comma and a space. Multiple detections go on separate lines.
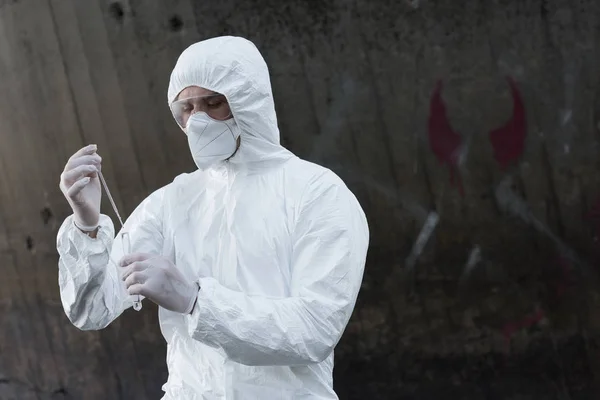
172, 86, 232, 129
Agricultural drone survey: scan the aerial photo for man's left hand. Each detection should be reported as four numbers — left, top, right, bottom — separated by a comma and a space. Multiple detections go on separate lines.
119, 253, 198, 314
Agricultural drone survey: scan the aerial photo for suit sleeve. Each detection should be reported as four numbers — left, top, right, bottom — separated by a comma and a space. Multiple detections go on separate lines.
57, 188, 166, 330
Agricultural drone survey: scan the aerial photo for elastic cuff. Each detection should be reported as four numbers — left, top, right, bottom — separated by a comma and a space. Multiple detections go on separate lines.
73, 219, 99, 232
183, 282, 201, 315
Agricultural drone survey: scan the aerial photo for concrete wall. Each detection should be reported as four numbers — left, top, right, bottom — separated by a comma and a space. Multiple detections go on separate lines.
0, 0, 599, 398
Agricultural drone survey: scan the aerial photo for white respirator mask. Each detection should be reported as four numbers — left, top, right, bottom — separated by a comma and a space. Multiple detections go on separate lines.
185, 112, 241, 170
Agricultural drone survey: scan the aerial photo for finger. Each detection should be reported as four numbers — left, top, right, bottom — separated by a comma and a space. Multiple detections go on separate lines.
125, 271, 148, 288
90, 163, 102, 179
127, 283, 145, 296
65, 154, 102, 171
66, 177, 91, 198
69, 144, 97, 161
121, 261, 149, 281
119, 253, 154, 268
61, 164, 98, 186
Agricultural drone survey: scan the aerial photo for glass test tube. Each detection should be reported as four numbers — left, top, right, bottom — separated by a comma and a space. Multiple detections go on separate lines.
122, 231, 143, 311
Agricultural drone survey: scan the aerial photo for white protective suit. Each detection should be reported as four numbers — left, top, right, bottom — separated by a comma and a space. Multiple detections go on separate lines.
57, 36, 369, 399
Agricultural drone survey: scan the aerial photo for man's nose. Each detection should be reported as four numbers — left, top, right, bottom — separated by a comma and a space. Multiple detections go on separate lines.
191, 106, 204, 116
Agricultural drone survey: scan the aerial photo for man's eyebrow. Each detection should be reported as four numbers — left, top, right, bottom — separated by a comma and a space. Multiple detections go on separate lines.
206, 93, 227, 101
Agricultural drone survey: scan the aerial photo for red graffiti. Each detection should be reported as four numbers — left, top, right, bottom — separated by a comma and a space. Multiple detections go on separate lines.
554, 257, 572, 297
586, 198, 600, 226
502, 257, 572, 352
489, 77, 527, 170
586, 198, 600, 265
428, 80, 464, 196
502, 309, 544, 351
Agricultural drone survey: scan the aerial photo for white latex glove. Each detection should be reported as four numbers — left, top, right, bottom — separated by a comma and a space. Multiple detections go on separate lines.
59, 144, 102, 230
119, 253, 199, 314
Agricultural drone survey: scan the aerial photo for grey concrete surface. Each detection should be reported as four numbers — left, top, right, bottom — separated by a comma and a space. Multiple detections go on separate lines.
0, 0, 599, 398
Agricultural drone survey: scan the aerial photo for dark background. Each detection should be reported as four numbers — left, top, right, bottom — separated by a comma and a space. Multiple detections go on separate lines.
1, 0, 600, 398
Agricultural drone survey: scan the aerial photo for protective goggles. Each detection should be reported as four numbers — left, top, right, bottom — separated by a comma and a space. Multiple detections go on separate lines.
169, 94, 232, 128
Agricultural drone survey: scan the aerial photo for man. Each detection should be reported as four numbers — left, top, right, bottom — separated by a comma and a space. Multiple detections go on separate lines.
57, 36, 369, 399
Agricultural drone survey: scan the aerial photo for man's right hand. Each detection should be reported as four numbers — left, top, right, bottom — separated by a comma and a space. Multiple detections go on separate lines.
59, 144, 102, 230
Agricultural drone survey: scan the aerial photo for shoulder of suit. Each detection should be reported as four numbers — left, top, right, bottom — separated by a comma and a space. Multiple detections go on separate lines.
285, 158, 347, 190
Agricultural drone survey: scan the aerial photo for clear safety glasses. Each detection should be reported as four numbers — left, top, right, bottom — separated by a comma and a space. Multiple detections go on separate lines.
170, 94, 232, 128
